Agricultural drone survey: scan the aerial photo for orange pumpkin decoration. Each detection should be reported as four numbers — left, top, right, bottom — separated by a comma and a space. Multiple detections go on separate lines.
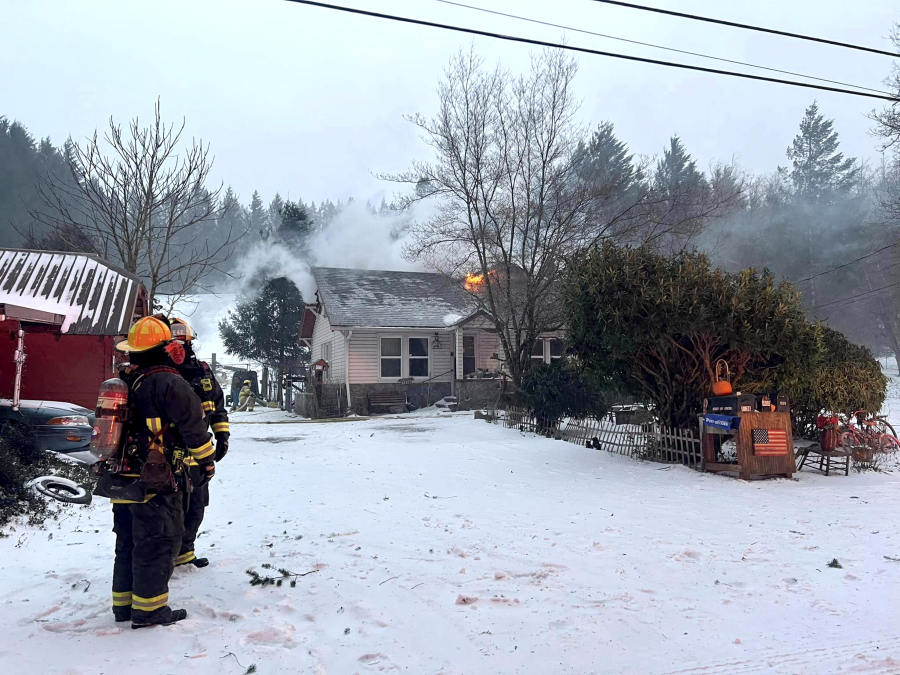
712, 359, 733, 396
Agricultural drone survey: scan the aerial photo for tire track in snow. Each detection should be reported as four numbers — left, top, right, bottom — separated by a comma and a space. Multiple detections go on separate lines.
655, 635, 900, 674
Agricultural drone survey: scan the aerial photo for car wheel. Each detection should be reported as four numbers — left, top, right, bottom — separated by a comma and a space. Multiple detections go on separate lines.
28, 476, 92, 505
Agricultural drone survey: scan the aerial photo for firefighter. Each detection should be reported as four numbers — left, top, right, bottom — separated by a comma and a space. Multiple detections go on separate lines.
167, 317, 229, 569
236, 379, 255, 411
104, 316, 215, 628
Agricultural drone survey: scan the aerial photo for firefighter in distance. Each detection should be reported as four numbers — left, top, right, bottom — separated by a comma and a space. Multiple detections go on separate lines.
235, 379, 255, 411
93, 316, 215, 629
166, 317, 229, 568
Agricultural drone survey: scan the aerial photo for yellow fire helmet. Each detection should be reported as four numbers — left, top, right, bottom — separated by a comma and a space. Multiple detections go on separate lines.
116, 316, 173, 353
169, 317, 196, 342
244, 380, 251, 385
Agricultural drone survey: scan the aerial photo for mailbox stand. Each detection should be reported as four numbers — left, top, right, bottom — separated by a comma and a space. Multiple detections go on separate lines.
701, 411, 794, 480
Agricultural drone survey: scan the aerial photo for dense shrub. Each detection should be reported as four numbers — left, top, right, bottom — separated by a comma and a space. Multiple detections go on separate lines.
789, 326, 887, 437
563, 244, 821, 428
0, 423, 91, 531
520, 361, 608, 429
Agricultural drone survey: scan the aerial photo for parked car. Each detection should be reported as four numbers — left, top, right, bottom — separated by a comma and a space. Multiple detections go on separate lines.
0, 399, 97, 465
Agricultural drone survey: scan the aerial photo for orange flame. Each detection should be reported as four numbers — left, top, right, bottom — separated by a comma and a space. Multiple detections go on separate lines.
465, 273, 485, 291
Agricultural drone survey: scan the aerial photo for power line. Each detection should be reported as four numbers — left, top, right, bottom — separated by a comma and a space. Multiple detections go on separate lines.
587, 0, 899, 58
283, 0, 898, 102
795, 240, 900, 284
811, 279, 900, 312
432, 0, 890, 95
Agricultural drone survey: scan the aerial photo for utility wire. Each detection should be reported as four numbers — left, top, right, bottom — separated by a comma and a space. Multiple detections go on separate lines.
432, 0, 890, 95
796, 240, 900, 284
812, 279, 900, 311
283, 0, 899, 102
587, 0, 899, 58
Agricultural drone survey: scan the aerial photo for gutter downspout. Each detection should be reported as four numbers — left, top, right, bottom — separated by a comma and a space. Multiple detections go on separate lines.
12, 327, 25, 412
345, 330, 352, 414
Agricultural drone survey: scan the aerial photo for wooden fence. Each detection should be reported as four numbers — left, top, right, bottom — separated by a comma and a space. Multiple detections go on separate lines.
499, 407, 702, 468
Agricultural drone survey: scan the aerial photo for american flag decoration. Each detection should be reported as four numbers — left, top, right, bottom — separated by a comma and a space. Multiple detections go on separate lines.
752, 429, 790, 456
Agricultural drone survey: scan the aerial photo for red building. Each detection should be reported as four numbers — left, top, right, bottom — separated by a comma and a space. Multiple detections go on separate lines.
0, 249, 147, 409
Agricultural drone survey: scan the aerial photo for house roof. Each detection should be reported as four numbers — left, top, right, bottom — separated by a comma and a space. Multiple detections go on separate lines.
0, 248, 143, 335
312, 266, 476, 328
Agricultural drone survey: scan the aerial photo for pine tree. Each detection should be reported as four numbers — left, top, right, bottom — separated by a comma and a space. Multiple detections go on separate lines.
277, 200, 312, 249
786, 101, 858, 202
654, 135, 706, 195
261, 193, 285, 241
219, 277, 309, 406
575, 121, 640, 192
249, 190, 267, 237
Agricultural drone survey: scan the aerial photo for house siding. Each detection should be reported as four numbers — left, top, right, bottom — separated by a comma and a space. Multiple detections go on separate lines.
310, 310, 346, 383
349, 329, 454, 384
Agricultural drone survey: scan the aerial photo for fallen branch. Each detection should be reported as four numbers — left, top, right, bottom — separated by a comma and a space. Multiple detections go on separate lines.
246, 564, 319, 587
380, 575, 400, 586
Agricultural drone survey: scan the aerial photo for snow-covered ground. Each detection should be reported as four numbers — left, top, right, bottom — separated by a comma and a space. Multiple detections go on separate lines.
229, 408, 308, 424
2, 413, 900, 674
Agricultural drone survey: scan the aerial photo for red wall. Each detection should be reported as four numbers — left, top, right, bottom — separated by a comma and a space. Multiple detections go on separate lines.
0, 320, 120, 409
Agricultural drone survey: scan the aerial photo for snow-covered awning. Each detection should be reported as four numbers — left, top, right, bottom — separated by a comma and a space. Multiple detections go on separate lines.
0, 248, 144, 335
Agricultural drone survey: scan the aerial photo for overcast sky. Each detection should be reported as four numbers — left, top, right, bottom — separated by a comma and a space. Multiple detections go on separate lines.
2, 0, 897, 207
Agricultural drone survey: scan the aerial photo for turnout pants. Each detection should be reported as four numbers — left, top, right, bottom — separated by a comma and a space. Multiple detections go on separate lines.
177, 466, 209, 565
111, 492, 185, 622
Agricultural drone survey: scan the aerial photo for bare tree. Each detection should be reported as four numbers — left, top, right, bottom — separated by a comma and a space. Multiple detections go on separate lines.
27, 100, 246, 309
385, 48, 741, 389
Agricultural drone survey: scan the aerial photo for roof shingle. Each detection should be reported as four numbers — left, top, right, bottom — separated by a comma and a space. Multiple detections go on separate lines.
312, 267, 474, 328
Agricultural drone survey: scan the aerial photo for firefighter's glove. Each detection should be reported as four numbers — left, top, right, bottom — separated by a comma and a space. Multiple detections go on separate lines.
215, 433, 229, 462
204, 462, 216, 483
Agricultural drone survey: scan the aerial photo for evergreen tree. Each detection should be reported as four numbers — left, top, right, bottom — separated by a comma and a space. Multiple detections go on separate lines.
277, 200, 312, 247
785, 101, 858, 201
261, 193, 284, 241
574, 121, 640, 192
219, 277, 309, 405
249, 190, 267, 237
648, 136, 712, 250
654, 135, 706, 194
0, 118, 71, 246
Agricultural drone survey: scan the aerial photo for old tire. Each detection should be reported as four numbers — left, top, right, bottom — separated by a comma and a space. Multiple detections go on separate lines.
28, 476, 92, 505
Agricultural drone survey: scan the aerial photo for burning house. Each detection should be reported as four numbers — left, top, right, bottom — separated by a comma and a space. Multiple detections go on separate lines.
0, 248, 148, 409
301, 267, 561, 415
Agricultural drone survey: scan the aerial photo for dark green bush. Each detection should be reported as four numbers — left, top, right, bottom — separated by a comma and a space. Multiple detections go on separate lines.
563, 243, 821, 429
521, 361, 608, 429
788, 326, 887, 437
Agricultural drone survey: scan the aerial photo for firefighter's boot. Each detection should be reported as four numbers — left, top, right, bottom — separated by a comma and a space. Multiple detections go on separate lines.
131, 607, 188, 629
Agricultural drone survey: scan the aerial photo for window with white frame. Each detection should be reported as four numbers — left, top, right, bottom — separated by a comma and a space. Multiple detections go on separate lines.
380, 337, 402, 378
408, 337, 430, 377
549, 338, 565, 361
531, 339, 545, 364
462, 335, 476, 376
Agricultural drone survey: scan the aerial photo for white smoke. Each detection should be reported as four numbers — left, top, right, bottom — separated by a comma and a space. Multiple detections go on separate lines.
232, 199, 426, 300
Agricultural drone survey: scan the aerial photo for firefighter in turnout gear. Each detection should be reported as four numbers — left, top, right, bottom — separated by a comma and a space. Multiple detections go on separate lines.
167, 317, 229, 569
100, 316, 215, 629
236, 380, 255, 411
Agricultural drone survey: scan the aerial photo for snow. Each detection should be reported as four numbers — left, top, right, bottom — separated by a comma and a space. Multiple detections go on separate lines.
2, 411, 900, 672
229, 408, 307, 424
443, 313, 463, 326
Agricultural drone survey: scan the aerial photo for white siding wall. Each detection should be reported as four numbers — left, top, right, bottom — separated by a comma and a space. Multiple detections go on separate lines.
349, 329, 454, 384
310, 310, 346, 383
